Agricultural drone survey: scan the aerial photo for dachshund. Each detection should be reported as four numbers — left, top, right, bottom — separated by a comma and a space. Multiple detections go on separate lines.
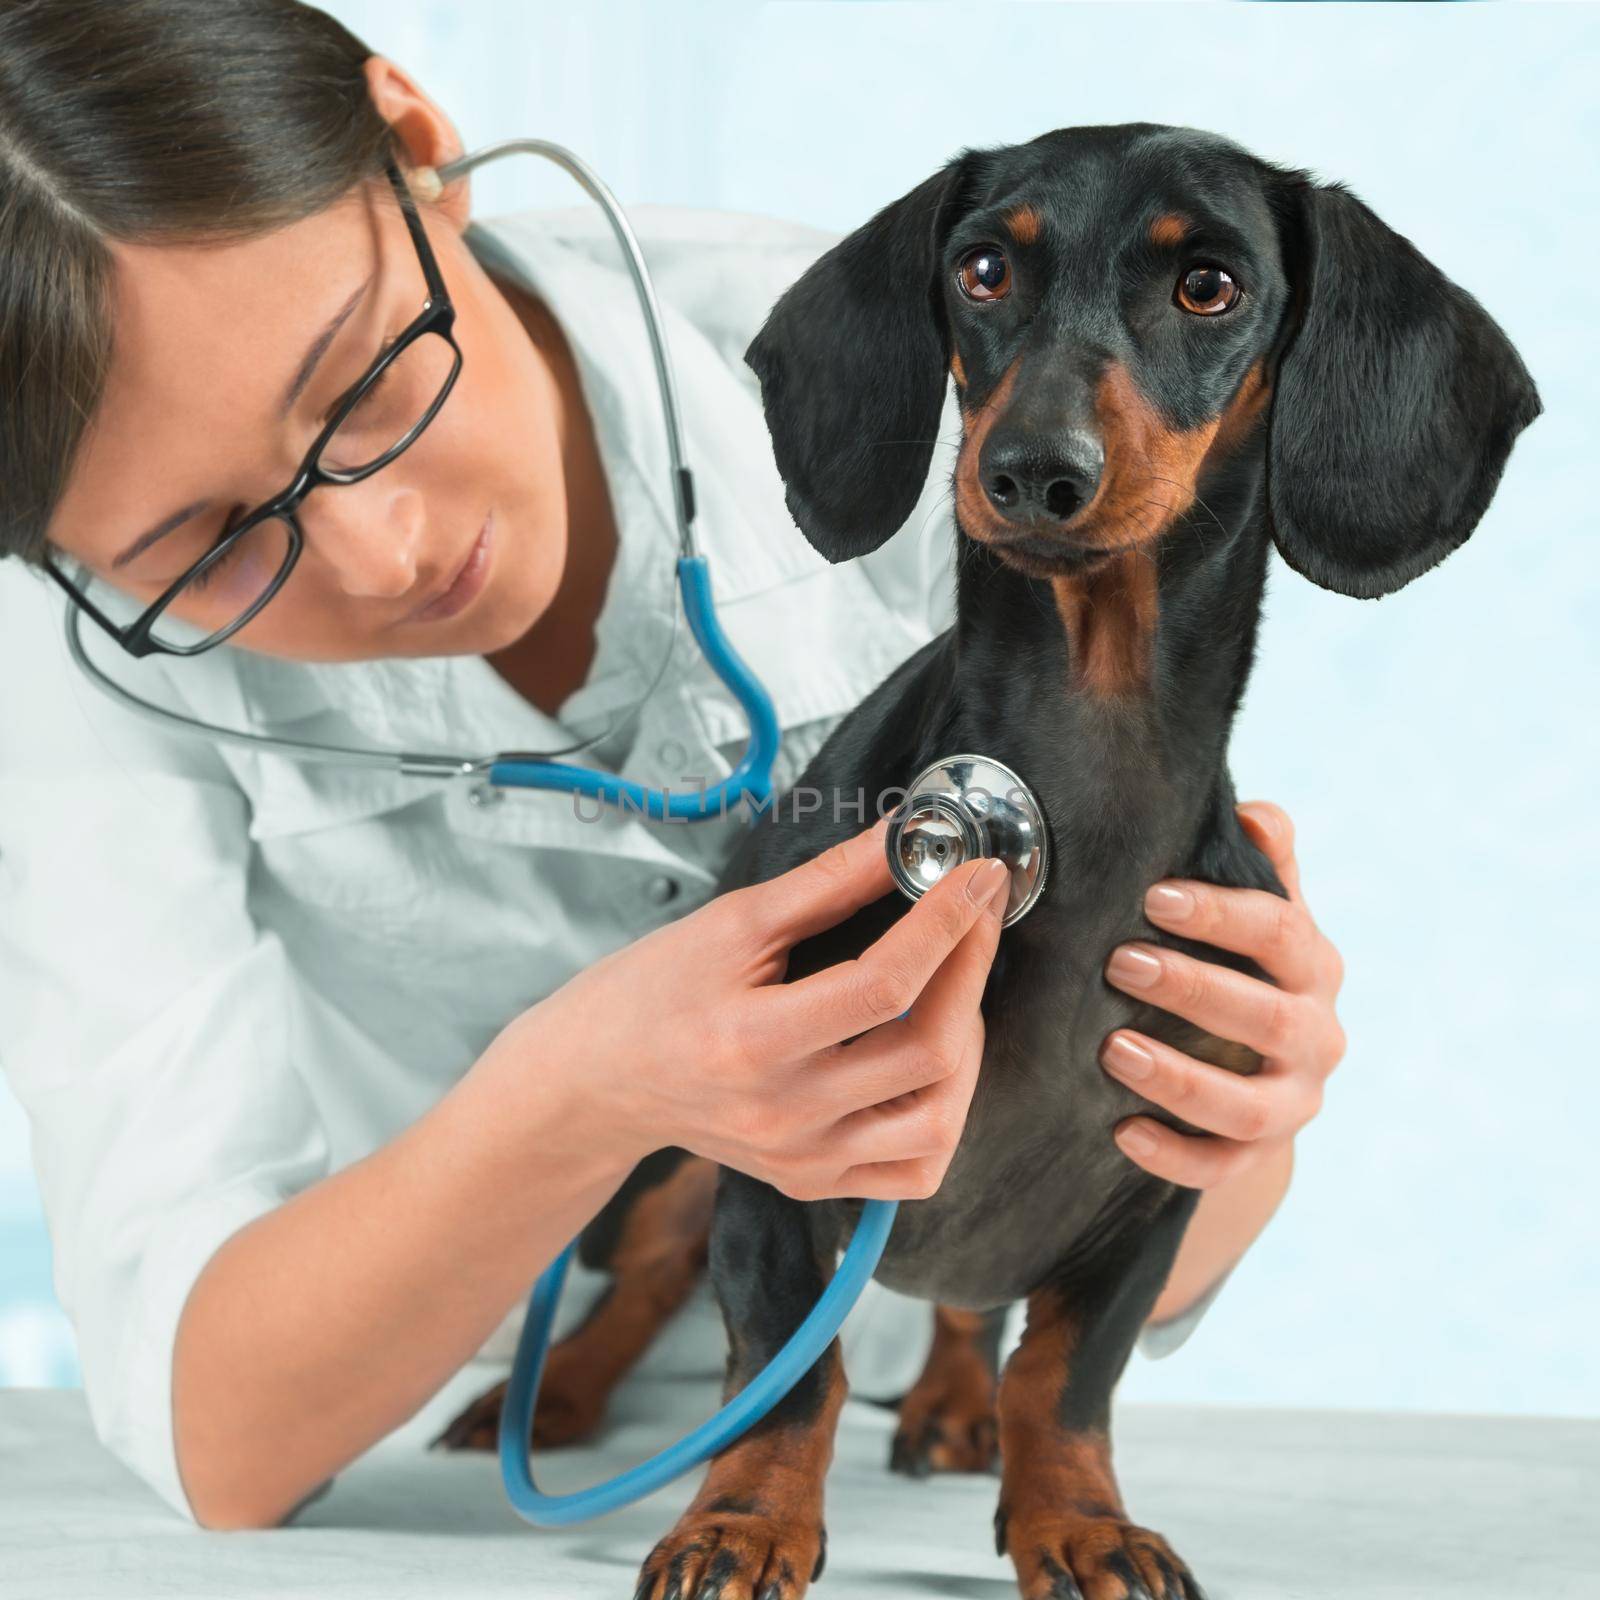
441, 122, 1540, 1600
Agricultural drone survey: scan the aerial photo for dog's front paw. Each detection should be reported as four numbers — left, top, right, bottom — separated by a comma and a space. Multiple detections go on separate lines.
633, 1504, 827, 1600
429, 1357, 605, 1453
431, 1378, 507, 1452
889, 1375, 998, 1478
525, 1345, 609, 1447
995, 1505, 1204, 1600
889, 1305, 1002, 1479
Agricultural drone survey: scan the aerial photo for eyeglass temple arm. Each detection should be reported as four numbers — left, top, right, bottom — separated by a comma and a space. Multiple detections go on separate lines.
385, 160, 450, 309
428, 140, 699, 560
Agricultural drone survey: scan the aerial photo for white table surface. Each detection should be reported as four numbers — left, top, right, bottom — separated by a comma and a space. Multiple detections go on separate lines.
4, 1366, 1597, 1600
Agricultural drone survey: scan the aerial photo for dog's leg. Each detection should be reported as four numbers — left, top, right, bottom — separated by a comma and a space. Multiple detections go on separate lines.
434, 1155, 716, 1452
634, 1173, 844, 1600
889, 1303, 1008, 1477
995, 1188, 1205, 1600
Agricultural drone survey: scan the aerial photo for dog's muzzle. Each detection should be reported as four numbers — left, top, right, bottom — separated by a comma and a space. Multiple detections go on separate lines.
886, 754, 1049, 928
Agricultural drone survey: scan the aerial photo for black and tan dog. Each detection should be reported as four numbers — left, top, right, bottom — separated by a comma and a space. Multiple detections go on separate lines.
441, 123, 1539, 1599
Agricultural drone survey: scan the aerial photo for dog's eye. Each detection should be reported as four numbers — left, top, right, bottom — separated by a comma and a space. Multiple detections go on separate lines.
957, 246, 1011, 303
1175, 265, 1240, 316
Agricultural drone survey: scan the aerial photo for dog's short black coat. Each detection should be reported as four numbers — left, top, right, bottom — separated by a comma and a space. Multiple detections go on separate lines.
625, 122, 1538, 1600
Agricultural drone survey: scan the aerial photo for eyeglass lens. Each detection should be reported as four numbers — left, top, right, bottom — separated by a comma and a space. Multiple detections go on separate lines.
320, 329, 459, 477
146, 329, 458, 649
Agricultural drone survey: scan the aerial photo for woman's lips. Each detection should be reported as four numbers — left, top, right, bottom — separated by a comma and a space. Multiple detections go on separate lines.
406, 513, 493, 625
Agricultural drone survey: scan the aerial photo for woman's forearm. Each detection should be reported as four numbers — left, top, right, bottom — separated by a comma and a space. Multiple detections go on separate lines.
172, 1014, 641, 1530
1147, 1137, 1294, 1325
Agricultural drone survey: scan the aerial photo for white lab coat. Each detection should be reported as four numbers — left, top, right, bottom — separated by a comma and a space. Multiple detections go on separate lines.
0, 202, 1211, 1522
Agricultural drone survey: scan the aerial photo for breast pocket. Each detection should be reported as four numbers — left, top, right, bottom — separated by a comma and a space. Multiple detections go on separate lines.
254, 792, 460, 916
250, 792, 617, 1006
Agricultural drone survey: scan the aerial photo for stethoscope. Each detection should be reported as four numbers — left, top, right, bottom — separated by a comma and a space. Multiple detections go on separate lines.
62, 137, 1051, 1526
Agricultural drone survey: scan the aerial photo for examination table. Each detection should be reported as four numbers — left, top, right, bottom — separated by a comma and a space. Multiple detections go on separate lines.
4, 1358, 1596, 1600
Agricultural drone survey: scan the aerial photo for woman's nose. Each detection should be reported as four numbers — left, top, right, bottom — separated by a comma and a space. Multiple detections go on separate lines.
304, 479, 427, 601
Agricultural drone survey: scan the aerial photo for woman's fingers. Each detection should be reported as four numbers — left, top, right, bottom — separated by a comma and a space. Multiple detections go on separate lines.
805, 1024, 960, 1118
1111, 1116, 1260, 1189
751, 855, 1009, 1061
1104, 940, 1313, 1063
1100, 1029, 1318, 1143
1140, 876, 1322, 992
1236, 799, 1302, 900
828, 1016, 983, 1162
796, 884, 1002, 1118
900, 865, 1007, 1049
826, 1011, 986, 1199
1134, 803, 1345, 1004
741, 815, 896, 947
824, 1157, 949, 1202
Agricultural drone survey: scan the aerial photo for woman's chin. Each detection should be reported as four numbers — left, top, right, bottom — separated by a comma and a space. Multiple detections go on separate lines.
451, 573, 562, 658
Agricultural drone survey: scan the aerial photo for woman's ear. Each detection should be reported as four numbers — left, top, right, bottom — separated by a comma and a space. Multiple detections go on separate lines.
1265, 176, 1542, 599
363, 56, 469, 229
744, 151, 981, 563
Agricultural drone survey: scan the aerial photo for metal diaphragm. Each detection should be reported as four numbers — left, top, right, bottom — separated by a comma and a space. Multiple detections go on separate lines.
884, 753, 1049, 928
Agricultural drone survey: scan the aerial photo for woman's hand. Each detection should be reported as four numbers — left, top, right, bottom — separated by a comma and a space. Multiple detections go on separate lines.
1098, 800, 1347, 1187
514, 816, 1009, 1203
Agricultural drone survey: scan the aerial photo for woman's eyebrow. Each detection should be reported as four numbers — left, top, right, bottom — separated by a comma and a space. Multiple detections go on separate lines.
111, 273, 376, 569
278, 271, 375, 416
111, 499, 209, 570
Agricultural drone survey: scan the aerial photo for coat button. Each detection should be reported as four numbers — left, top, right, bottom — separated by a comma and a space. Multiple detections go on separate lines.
645, 874, 680, 906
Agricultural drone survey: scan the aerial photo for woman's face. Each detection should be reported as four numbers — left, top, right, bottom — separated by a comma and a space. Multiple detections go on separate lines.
43, 169, 569, 663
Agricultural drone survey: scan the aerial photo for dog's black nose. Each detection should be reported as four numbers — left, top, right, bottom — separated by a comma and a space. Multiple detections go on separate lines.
982, 431, 1103, 525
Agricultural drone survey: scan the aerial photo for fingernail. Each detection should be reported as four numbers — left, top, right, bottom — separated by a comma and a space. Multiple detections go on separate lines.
966, 858, 1009, 907
984, 865, 1011, 913
1103, 1032, 1154, 1081
1106, 944, 1163, 990
1237, 801, 1277, 839
1145, 883, 1195, 922
1116, 1121, 1158, 1159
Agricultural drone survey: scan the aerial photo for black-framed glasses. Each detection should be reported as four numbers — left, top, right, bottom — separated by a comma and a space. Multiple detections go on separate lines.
44, 159, 463, 658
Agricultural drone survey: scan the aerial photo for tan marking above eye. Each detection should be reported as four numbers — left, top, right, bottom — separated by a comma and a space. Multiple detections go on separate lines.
957, 246, 1011, 302
1175, 264, 1240, 315
1004, 204, 1042, 246
1149, 212, 1189, 249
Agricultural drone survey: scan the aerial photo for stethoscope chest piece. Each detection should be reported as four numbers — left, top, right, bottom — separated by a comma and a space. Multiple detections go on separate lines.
885, 753, 1049, 927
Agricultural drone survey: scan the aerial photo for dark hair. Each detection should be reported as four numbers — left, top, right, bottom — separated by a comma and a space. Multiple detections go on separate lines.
0, 0, 400, 566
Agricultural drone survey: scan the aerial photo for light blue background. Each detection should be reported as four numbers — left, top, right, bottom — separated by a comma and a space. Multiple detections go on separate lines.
3, 1, 1595, 1416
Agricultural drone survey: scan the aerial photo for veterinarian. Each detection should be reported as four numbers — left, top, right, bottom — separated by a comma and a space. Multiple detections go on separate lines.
0, 0, 1347, 1534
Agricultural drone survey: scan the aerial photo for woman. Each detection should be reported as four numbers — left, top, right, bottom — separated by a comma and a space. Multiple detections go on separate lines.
0, 0, 1346, 1533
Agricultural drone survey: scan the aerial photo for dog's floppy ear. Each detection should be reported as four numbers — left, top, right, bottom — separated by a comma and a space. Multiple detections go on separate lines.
745, 152, 980, 563
1265, 176, 1541, 599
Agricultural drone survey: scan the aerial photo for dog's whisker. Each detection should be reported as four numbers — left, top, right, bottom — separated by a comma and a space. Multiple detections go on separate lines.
1125, 474, 1208, 560
1143, 472, 1227, 552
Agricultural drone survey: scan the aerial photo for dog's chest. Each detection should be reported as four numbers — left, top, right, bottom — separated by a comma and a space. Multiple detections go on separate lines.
817, 890, 1177, 1310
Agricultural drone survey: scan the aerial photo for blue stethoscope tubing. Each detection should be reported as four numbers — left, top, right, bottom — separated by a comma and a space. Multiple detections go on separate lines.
490, 555, 781, 817
499, 1199, 898, 1525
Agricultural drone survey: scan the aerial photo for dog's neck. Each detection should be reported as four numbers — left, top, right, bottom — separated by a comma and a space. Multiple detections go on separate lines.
945, 473, 1271, 856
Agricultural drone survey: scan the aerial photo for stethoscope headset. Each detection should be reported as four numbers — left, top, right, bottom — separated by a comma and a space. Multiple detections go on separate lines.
58, 138, 1049, 1526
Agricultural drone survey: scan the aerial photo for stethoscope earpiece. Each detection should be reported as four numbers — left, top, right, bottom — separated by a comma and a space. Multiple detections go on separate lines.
886, 754, 1049, 927
410, 165, 445, 203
